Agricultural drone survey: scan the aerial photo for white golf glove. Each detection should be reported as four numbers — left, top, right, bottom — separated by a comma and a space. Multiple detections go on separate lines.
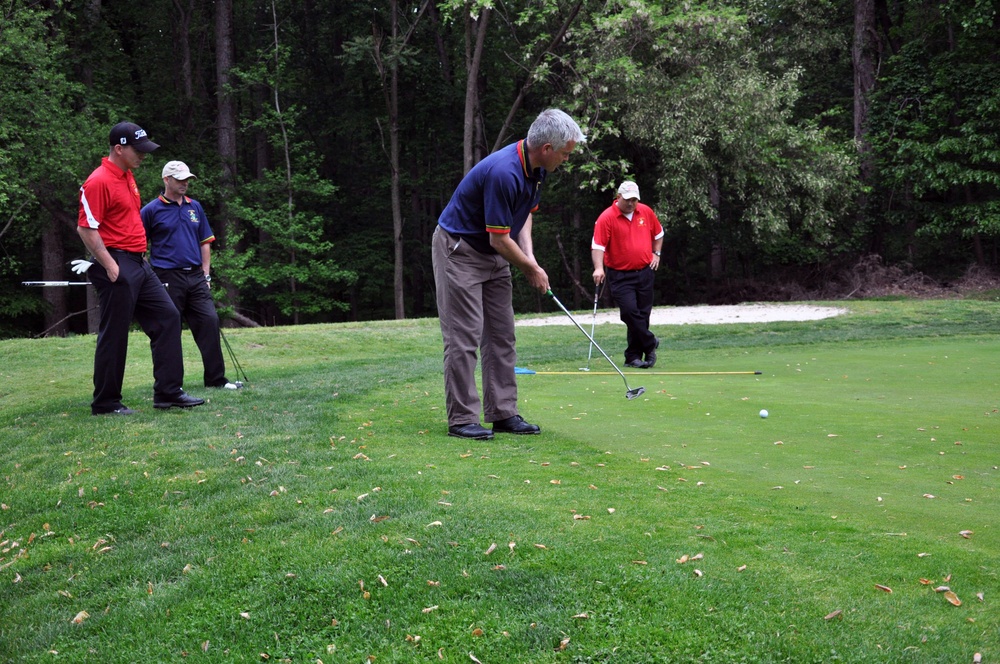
71, 259, 93, 274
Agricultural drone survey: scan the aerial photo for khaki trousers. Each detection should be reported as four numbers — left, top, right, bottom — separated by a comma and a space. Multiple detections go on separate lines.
432, 226, 519, 427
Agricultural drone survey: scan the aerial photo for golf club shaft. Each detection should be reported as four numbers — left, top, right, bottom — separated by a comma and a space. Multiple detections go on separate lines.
547, 290, 634, 390
584, 286, 599, 367
530, 371, 761, 376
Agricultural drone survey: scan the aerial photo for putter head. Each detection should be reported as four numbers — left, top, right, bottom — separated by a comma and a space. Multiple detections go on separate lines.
578, 368, 590, 372
626, 386, 645, 400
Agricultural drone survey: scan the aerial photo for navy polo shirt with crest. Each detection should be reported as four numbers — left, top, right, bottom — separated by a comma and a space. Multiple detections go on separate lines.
140, 194, 216, 269
437, 140, 547, 255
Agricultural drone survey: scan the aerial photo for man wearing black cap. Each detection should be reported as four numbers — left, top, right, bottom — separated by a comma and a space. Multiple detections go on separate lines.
76, 122, 204, 414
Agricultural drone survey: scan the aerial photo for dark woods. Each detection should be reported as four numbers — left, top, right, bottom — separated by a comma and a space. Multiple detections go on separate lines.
2, 0, 999, 337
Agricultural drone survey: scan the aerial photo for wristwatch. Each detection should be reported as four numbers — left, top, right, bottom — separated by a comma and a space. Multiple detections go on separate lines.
652, 251, 661, 256
205, 274, 212, 282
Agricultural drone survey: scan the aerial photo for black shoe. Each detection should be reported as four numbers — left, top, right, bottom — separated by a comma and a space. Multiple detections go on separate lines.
93, 406, 137, 416
154, 392, 206, 409
492, 415, 541, 435
644, 337, 660, 369
625, 358, 646, 368
448, 423, 494, 440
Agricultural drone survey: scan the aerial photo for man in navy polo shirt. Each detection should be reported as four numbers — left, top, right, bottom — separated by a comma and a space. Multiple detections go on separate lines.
432, 109, 586, 440
141, 161, 238, 390
77, 122, 204, 414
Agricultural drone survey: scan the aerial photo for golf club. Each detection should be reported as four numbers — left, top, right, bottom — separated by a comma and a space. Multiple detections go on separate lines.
530, 371, 762, 376
547, 289, 645, 399
579, 282, 603, 371
22, 281, 90, 287
219, 327, 249, 386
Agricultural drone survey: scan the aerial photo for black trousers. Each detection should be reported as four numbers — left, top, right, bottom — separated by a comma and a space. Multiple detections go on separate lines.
154, 268, 228, 388
88, 251, 184, 413
606, 266, 657, 364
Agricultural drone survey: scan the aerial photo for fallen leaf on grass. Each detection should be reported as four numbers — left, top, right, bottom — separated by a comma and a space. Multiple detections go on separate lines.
239, 611, 251, 619
693, 569, 703, 577
959, 530, 973, 539
824, 610, 842, 620
556, 637, 570, 651
572, 514, 590, 520
874, 584, 893, 593
737, 565, 747, 572
534, 544, 547, 549
919, 578, 933, 585
976, 592, 984, 601
471, 628, 483, 637
632, 560, 647, 565
469, 653, 483, 664
676, 554, 689, 564
550, 480, 561, 485
943, 591, 962, 606
71, 611, 89, 624
934, 586, 951, 593
923, 494, 935, 499
426, 521, 442, 528
508, 541, 516, 553
492, 564, 506, 571
484, 543, 496, 556
422, 605, 438, 613
572, 612, 589, 619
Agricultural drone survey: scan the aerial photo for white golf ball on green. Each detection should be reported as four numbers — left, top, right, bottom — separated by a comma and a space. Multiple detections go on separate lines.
759, 409, 768, 418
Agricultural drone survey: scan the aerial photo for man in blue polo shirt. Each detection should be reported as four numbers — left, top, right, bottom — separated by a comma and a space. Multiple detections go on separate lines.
141, 161, 238, 390
432, 109, 586, 440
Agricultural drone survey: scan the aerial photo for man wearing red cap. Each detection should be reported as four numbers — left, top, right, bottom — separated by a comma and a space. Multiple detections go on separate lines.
591, 180, 664, 368
76, 122, 204, 414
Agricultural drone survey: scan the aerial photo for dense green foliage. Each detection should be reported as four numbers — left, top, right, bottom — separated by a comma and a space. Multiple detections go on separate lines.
1, 0, 999, 337
1, 300, 998, 661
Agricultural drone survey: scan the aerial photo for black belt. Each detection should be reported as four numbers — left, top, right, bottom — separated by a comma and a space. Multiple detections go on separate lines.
109, 248, 145, 257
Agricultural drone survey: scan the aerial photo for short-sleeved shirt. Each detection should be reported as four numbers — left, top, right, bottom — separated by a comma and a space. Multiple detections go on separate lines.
77, 157, 148, 253
437, 140, 547, 254
140, 195, 216, 269
592, 201, 665, 271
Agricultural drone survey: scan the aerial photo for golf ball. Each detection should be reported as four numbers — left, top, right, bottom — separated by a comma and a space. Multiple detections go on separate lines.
759, 409, 769, 418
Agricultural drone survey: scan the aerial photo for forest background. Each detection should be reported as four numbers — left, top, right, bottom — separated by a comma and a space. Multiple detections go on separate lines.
1, 0, 998, 338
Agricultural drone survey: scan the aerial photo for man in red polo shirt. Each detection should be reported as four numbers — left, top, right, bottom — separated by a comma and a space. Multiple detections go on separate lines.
591, 181, 664, 368
77, 122, 204, 414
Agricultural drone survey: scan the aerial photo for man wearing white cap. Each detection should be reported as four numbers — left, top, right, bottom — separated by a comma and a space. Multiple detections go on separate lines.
591, 180, 664, 368
141, 161, 239, 389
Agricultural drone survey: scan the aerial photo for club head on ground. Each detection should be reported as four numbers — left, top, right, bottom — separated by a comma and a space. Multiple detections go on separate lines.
626, 386, 645, 399
578, 368, 590, 372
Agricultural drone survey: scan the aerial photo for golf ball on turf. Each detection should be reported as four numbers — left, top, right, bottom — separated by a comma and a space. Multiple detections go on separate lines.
759, 409, 768, 418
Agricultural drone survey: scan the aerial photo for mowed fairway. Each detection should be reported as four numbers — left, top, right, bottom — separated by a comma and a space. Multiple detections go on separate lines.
1, 299, 998, 662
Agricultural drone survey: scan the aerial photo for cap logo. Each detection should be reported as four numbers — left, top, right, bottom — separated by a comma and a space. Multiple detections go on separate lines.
134, 129, 148, 140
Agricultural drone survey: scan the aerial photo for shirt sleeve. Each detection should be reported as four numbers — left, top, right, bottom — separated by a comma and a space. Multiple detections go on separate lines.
194, 201, 216, 244
78, 178, 108, 229
591, 208, 612, 252
482, 167, 517, 234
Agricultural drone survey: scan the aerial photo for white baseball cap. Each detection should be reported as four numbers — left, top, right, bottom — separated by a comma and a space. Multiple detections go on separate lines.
162, 161, 197, 180
617, 181, 640, 200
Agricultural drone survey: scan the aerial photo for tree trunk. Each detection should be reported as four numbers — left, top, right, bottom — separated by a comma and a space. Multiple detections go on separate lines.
215, 0, 238, 306
41, 218, 67, 336
463, 6, 490, 173
853, 0, 880, 212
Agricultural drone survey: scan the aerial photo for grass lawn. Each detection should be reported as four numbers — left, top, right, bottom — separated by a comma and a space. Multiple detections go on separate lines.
1, 299, 998, 662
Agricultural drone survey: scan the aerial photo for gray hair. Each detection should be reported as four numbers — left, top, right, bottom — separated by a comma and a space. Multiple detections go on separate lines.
526, 109, 587, 151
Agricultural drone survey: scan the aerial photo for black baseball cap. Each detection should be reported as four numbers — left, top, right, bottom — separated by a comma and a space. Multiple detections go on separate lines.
109, 122, 160, 153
